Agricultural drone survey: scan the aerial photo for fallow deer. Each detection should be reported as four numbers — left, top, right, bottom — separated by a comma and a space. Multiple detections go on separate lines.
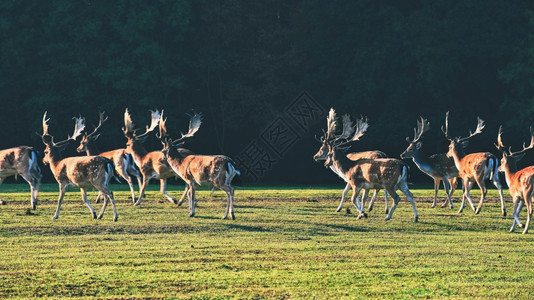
321, 109, 418, 222
41, 112, 118, 221
313, 118, 389, 214
442, 112, 506, 216
158, 111, 240, 219
401, 117, 459, 209
0, 146, 41, 209
77, 112, 142, 203
496, 126, 534, 234
123, 109, 180, 206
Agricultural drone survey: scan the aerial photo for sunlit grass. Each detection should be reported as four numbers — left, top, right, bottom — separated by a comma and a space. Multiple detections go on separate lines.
0, 183, 532, 299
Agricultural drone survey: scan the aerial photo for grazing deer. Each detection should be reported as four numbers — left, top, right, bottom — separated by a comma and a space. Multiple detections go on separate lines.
41, 112, 118, 221
77, 112, 142, 203
496, 127, 534, 234
123, 109, 180, 206
158, 111, 240, 219
442, 112, 506, 216
401, 117, 459, 209
314, 132, 389, 214
321, 109, 418, 222
0, 146, 41, 209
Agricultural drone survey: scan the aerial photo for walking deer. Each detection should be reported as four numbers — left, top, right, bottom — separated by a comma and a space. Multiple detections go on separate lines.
77, 112, 142, 203
320, 109, 418, 222
442, 112, 506, 216
401, 117, 459, 209
41, 112, 118, 221
158, 111, 240, 219
123, 109, 182, 206
496, 126, 534, 234
314, 125, 389, 214
0, 146, 41, 209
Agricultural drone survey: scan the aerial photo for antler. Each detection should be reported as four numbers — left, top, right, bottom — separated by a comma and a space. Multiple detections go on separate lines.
332, 115, 368, 148
457, 117, 485, 142
157, 110, 168, 140
42, 112, 50, 136
407, 117, 430, 143
335, 114, 355, 141
325, 108, 337, 141
441, 111, 451, 140
510, 127, 534, 156
135, 110, 161, 139
173, 111, 203, 144
123, 108, 135, 137
86, 111, 108, 138
55, 116, 85, 145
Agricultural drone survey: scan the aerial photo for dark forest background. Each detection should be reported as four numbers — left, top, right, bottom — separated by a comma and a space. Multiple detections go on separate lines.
2, 0, 534, 186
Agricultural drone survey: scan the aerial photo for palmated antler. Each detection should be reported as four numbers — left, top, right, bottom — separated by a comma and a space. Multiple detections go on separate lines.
173, 111, 203, 145
123, 108, 135, 137
332, 115, 369, 148
41, 112, 86, 146
85, 111, 108, 139
407, 117, 430, 143
457, 117, 485, 142
441, 111, 451, 140
123, 109, 161, 140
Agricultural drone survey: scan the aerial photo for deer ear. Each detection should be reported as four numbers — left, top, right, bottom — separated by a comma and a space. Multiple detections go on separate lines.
512, 152, 526, 162
460, 141, 469, 148
416, 142, 422, 149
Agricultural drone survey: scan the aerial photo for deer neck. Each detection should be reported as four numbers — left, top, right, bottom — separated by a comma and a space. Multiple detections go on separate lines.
410, 149, 433, 174
449, 147, 465, 171
331, 148, 353, 178
128, 139, 148, 164
501, 160, 516, 188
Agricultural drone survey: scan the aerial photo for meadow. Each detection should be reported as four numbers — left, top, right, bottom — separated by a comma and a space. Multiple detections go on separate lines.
0, 183, 533, 299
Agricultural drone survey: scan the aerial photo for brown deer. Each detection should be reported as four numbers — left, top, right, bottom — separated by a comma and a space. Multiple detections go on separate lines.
0, 146, 41, 209
496, 126, 534, 234
77, 112, 142, 203
442, 112, 506, 216
313, 115, 389, 214
321, 109, 418, 222
401, 117, 460, 209
123, 109, 180, 206
41, 112, 118, 221
158, 111, 240, 219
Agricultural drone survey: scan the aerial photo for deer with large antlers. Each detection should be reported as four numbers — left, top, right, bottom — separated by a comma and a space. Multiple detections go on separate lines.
77, 112, 142, 203
442, 112, 506, 216
0, 145, 41, 209
123, 109, 182, 206
401, 117, 460, 209
314, 116, 389, 214
41, 112, 118, 221
496, 127, 534, 234
321, 109, 418, 222
158, 111, 240, 219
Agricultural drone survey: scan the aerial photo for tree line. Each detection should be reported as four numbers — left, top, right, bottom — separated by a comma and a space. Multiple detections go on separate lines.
1, 0, 534, 184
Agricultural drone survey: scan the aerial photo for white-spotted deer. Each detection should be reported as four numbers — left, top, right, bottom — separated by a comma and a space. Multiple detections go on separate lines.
321, 109, 418, 222
401, 117, 459, 209
158, 111, 240, 219
442, 112, 506, 216
313, 118, 389, 214
0, 146, 41, 209
41, 112, 118, 221
496, 126, 534, 234
123, 109, 180, 206
77, 112, 142, 203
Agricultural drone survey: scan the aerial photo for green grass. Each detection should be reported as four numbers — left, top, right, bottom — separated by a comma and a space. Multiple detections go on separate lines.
0, 183, 533, 299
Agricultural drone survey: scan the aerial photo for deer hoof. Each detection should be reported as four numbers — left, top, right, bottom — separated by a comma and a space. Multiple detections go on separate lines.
177, 201, 184, 207
368, 206, 373, 212
502, 211, 507, 217
384, 209, 389, 215
231, 213, 235, 220
363, 213, 368, 218
189, 213, 195, 218
518, 223, 524, 228
414, 216, 419, 222
384, 216, 391, 221
475, 208, 481, 215
114, 216, 118, 222
431, 203, 436, 208
0, 200, 5, 205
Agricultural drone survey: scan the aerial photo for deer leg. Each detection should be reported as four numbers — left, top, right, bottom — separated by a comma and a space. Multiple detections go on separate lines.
357, 189, 369, 219
222, 186, 235, 220
97, 193, 109, 220
188, 184, 196, 217
160, 179, 177, 204
336, 183, 351, 212
449, 177, 458, 197
178, 184, 189, 207
19, 171, 39, 210
133, 177, 150, 206
117, 163, 136, 203
399, 182, 418, 222
383, 190, 389, 215
98, 189, 118, 222
474, 178, 487, 215
80, 188, 97, 219
52, 185, 68, 220
523, 199, 532, 234
460, 180, 476, 214
0, 178, 5, 205
442, 178, 454, 209
492, 172, 506, 216
367, 189, 379, 212
432, 178, 439, 208
384, 188, 401, 221
510, 198, 522, 232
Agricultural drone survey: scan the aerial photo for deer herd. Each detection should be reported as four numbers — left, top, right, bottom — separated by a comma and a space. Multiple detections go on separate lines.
0, 108, 533, 234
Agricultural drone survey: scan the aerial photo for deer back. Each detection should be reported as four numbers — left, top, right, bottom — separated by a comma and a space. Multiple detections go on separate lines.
181, 155, 235, 188
53, 156, 113, 188
0, 146, 39, 178
346, 150, 386, 160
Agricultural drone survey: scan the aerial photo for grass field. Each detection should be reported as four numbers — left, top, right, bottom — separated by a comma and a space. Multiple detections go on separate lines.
1, 183, 533, 299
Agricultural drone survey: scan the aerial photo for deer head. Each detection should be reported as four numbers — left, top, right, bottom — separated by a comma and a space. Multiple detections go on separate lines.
77, 111, 108, 153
